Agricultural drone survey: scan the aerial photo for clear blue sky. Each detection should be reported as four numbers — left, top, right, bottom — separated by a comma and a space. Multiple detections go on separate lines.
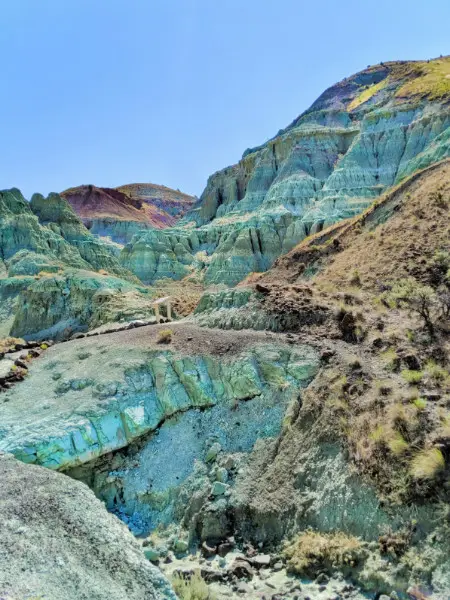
1, 0, 449, 199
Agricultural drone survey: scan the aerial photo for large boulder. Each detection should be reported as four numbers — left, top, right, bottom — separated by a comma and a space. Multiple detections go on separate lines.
0, 452, 175, 600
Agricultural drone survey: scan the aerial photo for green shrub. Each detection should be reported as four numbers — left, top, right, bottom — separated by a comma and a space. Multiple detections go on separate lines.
350, 269, 362, 286
388, 433, 410, 456
401, 370, 423, 384
429, 250, 450, 285
383, 278, 437, 336
413, 397, 427, 411
381, 348, 400, 372
157, 329, 173, 344
370, 424, 387, 443
426, 360, 449, 383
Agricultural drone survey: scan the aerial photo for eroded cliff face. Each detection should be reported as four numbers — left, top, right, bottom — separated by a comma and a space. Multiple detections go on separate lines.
3, 59, 450, 340
9, 270, 156, 340
3, 318, 446, 596
121, 58, 450, 285
0, 188, 154, 338
2, 58, 450, 599
0, 188, 137, 278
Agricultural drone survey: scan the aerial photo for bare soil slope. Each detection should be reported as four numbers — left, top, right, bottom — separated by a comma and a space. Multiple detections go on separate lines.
244, 160, 450, 503
261, 159, 450, 291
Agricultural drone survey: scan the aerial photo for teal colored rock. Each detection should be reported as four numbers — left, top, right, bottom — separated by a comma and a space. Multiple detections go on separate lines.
7, 250, 62, 276
0, 275, 35, 336
0, 188, 147, 337
30, 192, 136, 280
0, 189, 86, 267
214, 467, 228, 483
0, 337, 319, 471
144, 548, 161, 562
205, 442, 222, 463
0, 189, 134, 279
173, 538, 189, 553
211, 481, 228, 496
10, 269, 154, 340
0, 454, 176, 600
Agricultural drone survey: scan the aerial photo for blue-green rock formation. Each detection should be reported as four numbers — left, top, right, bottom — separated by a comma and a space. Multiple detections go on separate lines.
0, 453, 176, 600
121, 58, 450, 285
0, 329, 318, 471
0, 188, 151, 338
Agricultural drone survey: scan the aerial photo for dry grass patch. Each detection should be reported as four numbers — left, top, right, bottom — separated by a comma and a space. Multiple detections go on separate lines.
381, 348, 400, 372
157, 329, 173, 344
387, 432, 410, 456
425, 360, 449, 385
401, 370, 423, 385
410, 447, 445, 480
171, 571, 216, 600
395, 57, 450, 100
0, 337, 25, 354
151, 277, 205, 317
283, 530, 364, 576
348, 78, 388, 111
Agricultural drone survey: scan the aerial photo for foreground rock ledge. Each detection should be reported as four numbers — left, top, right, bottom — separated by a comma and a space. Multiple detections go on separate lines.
0, 452, 176, 600
0, 324, 318, 471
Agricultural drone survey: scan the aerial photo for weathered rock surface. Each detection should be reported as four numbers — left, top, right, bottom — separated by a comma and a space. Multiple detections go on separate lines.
10, 269, 156, 340
0, 324, 318, 473
2, 57, 450, 600
0, 452, 175, 600
0, 188, 133, 278
0, 188, 157, 338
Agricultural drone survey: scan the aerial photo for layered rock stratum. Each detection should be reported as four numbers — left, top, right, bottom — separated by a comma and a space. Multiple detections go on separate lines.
120, 57, 450, 285
1, 57, 450, 342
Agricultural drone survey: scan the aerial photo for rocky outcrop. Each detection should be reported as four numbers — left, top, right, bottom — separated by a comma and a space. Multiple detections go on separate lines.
0, 453, 175, 600
121, 58, 450, 285
30, 191, 135, 278
0, 188, 88, 268
10, 269, 156, 340
0, 188, 149, 338
0, 188, 135, 279
62, 183, 196, 244
0, 327, 318, 473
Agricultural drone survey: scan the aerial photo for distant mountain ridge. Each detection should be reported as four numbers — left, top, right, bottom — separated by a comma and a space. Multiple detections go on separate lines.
61, 182, 196, 244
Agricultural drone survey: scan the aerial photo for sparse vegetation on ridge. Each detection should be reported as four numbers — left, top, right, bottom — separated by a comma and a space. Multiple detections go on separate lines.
395, 57, 450, 100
